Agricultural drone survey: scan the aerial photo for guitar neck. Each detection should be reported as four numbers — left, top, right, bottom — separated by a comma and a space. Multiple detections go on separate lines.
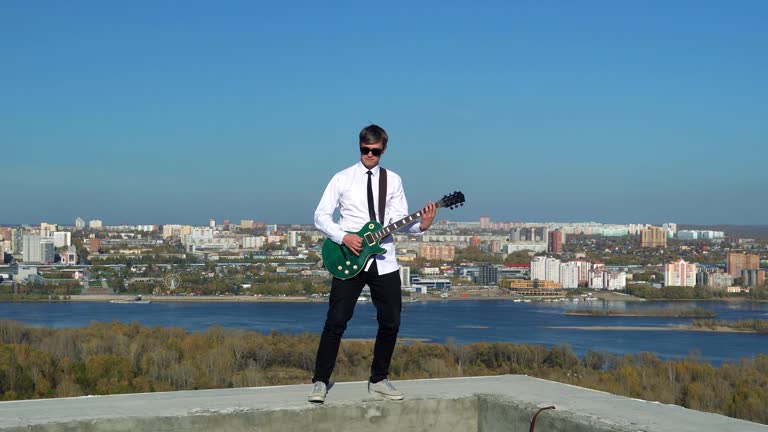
370, 202, 444, 241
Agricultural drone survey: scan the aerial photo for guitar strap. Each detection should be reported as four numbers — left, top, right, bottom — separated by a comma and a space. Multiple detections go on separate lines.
378, 168, 387, 224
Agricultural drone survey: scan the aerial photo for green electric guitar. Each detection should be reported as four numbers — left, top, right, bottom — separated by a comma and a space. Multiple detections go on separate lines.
321, 191, 465, 279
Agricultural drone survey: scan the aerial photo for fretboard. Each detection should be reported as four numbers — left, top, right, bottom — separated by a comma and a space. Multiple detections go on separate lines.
371, 202, 443, 241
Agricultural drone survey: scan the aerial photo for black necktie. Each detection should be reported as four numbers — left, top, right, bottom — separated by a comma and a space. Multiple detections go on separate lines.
366, 171, 376, 221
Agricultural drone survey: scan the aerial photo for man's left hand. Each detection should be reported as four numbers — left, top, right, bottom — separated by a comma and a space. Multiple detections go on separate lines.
419, 201, 437, 232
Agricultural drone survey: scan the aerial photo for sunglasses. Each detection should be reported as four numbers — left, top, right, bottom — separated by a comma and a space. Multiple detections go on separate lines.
359, 147, 383, 156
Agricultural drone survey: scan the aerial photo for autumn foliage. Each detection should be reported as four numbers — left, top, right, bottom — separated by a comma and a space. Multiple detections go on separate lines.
0, 320, 766, 424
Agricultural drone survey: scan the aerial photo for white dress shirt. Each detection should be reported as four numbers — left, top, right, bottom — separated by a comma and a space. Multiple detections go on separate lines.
315, 161, 423, 276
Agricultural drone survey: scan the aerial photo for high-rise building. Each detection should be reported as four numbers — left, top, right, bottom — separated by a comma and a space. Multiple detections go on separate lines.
53, 232, 71, 248
11, 228, 23, 254
530, 256, 562, 284
742, 269, 765, 288
479, 216, 491, 230
664, 259, 697, 287
478, 264, 498, 285
588, 268, 604, 289
209, 219, 216, 228
544, 257, 561, 283
547, 229, 564, 254
242, 236, 265, 249
697, 270, 734, 290
40, 223, 57, 237
191, 228, 215, 240
399, 266, 411, 287
570, 259, 591, 284
418, 244, 455, 261
510, 227, 548, 242
0, 227, 10, 242
508, 227, 548, 253
22, 235, 42, 263
629, 224, 649, 236
88, 220, 103, 229
662, 223, 678, 238
605, 271, 627, 290
586, 267, 626, 290
559, 262, 579, 288
162, 224, 183, 239
40, 238, 55, 263
240, 220, 255, 229
286, 231, 300, 248
530, 256, 546, 281
181, 225, 193, 238
727, 252, 760, 278
588, 269, 605, 289
677, 230, 698, 240
75, 218, 86, 229
641, 226, 667, 248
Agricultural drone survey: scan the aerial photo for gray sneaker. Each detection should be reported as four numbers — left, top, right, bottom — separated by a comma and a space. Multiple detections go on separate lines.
308, 381, 327, 403
368, 379, 404, 400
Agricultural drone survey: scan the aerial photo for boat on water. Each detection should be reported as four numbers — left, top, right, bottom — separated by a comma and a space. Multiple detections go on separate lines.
109, 295, 151, 304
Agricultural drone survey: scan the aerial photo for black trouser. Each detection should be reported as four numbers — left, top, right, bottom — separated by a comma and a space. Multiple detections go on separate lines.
312, 260, 402, 385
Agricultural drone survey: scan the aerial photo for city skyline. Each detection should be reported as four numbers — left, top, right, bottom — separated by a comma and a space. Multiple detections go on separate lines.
1, 216, 766, 229
3, 1, 767, 225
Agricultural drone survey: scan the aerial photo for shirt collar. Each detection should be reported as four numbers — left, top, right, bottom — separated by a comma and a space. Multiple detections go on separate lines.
356, 161, 380, 176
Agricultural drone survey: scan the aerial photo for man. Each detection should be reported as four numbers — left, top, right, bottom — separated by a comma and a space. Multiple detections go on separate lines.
309, 124, 437, 403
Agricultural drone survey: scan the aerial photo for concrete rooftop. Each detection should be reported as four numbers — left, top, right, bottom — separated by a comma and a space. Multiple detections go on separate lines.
0, 375, 764, 432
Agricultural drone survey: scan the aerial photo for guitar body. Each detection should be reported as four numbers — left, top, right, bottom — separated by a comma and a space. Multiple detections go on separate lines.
320, 191, 464, 280
322, 221, 387, 279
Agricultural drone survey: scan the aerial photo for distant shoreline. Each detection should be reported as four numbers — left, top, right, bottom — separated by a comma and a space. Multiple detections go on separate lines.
564, 308, 716, 318
0, 292, 760, 304
0, 294, 512, 303
75, 295, 324, 303
547, 325, 761, 334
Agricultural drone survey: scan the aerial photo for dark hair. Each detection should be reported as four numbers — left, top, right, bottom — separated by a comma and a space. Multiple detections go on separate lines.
359, 124, 388, 149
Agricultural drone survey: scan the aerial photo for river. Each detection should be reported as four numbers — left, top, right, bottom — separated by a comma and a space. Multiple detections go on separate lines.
1, 299, 766, 365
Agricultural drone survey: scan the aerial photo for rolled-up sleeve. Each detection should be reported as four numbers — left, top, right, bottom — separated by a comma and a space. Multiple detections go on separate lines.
314, 175, 348, 244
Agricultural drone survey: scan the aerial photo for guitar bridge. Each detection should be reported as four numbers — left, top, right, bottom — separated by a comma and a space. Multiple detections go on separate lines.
364, 232, 376, 246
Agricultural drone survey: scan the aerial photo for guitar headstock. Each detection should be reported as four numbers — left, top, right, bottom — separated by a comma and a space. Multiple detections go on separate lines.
437, 191, 465, 210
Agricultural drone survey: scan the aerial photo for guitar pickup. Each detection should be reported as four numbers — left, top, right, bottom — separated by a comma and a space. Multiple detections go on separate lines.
364, 232, 376, 246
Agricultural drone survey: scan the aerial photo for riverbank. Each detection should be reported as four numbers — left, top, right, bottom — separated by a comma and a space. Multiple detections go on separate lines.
547, 325, 763, 334
1, 294, 513, 303
565, 307, 715, 318
0, 291, 757, 304
79, 294, 326, 303
56, 291, 650, 303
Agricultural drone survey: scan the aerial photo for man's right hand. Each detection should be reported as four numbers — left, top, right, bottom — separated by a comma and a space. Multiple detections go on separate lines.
342, 234, 363, 256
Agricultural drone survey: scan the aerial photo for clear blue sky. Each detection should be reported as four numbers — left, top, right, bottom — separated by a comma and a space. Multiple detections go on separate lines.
2, 1, 766, 226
